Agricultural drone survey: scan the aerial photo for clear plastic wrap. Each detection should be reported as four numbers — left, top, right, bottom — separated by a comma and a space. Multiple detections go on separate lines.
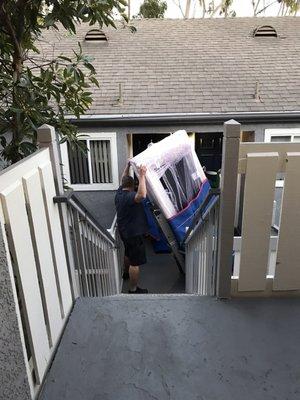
131, 130, 210, 242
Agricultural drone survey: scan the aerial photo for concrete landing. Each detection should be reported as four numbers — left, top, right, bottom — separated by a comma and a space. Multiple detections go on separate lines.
39, 296, 300, 400
122, 239, 185, 294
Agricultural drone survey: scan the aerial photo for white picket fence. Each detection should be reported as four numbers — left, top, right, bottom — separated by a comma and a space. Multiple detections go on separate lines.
232, 142, 300, 295
0, 130, 73, 396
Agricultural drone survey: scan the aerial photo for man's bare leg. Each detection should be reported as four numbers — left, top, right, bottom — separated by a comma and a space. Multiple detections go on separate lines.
129, 265, 139, 291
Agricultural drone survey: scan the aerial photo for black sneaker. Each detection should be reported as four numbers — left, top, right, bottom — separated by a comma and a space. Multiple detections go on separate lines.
128, 287, 149, 294
122, 271, 129, 280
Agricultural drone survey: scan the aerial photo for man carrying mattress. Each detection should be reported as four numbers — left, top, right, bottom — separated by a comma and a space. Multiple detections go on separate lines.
115, 162, 149, 294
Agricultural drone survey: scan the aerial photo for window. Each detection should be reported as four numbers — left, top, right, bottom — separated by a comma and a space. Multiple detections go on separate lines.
61, 132, 119, 191
240, 131, 255, 143
265, 128, 300, 188
265, 129, 300, 143
270, 135, 291, 142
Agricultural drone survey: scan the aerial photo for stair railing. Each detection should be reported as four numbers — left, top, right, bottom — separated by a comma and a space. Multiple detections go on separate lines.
54, 192, 120, 297
108, 214, 124, 288
184, 190, 220, 295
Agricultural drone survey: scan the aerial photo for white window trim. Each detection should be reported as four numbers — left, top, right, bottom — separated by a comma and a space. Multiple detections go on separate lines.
264, 128, 300, 188
265, 128, 300, 143
61, 132, 119, 191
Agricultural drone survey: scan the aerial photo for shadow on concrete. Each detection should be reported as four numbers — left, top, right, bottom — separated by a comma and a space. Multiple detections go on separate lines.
122, 238, 185, 294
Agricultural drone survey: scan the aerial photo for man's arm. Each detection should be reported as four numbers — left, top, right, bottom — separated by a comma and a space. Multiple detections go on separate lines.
135, 165, 147, 203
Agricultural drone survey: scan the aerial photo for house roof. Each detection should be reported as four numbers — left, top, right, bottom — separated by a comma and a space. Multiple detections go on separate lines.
39, 17, 300, 117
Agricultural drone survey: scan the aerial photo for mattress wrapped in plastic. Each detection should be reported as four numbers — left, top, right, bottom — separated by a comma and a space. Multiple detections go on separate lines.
131, 130, 210, 244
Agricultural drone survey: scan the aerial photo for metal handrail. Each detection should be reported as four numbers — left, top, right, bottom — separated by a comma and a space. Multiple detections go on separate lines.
109, 214, 125, 288
54, 191, 119, 297
184, 190, 220, 295
54, 191, 115, 246
183, 188, 220, 244
185, 195, 220, 245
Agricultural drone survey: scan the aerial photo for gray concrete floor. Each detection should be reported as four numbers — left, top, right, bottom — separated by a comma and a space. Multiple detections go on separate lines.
122, 239, 185, 294
39, 296, 300, 400
74, 191, 117, 229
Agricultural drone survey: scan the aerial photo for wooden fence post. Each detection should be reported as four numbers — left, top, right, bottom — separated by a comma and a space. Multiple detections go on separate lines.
37, 125, 78, 300
216, 120, 240, 299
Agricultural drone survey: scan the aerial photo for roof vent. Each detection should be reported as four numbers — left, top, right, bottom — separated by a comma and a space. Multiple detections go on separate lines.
253, 25, 278, 38
85, 29, 107, 42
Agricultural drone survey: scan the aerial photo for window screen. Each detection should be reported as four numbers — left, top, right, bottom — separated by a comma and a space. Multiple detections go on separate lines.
90, 140, 112, 183
68, 141, 90, 184
67, 139, 112, 185
270, 136, 291, 142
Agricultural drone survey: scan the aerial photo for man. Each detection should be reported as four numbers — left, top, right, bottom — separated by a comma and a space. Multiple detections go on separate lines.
115, 162, 149, 294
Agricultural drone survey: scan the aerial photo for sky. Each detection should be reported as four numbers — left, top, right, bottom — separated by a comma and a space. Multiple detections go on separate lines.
129, 0, 286, 19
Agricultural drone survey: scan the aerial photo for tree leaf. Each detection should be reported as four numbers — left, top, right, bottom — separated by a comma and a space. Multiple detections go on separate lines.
0, 0, 134, 163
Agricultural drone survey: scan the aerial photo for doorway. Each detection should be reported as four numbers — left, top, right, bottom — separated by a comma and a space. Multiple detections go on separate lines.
132, 133, 170, 156
126, 132, 225, 295
124, 133, 185, 294
195, 132, 223, 172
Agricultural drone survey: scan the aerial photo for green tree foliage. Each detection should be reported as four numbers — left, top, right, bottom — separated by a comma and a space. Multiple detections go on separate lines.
196, 0, 235, 18
0, 0, 127, 164
277, 0, 300, 15
138, 0, 167, 18
252, 0, 300, 15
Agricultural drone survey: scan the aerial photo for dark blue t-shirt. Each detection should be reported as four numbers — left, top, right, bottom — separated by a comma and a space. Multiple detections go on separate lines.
115, 187, 148, 239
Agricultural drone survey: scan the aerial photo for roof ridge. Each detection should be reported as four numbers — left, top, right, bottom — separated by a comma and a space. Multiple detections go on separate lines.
128, 16, 299, 22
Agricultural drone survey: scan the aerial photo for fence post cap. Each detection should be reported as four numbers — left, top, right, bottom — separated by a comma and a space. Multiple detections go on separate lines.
223, 119, 241, 138
224, 119, 240, 126
37, 124, 56, 144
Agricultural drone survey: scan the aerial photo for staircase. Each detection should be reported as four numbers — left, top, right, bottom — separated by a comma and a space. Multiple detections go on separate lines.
3, 123, 300, 400
38, 294, 300, 400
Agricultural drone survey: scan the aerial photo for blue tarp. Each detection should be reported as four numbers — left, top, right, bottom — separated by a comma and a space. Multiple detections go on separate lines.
168, 179, 211, 245
143, 199, 170, 253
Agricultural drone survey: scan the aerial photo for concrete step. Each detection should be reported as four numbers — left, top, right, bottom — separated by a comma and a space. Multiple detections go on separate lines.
110, 293, 199, 300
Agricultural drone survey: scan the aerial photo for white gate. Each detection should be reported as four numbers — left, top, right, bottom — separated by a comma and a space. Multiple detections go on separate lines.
0, 129, 73, 397
232, 142, 300, 295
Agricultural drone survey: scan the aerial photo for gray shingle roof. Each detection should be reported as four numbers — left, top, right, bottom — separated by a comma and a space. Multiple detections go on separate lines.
39, 17, 300, 115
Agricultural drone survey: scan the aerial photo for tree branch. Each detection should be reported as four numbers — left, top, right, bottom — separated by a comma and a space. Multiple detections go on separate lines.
15, 0, 29, 41
210, 2, 222, 17
0, 2, 23, 80
256, 0, 278, 15
0, 59, 12, 74
172, 0, 185, 17
254, 0, 262, 14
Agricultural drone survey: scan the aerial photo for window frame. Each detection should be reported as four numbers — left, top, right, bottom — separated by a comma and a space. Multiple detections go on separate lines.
265, 128, 300, 188
61, 132, 119, 191
265, 128, 300, 143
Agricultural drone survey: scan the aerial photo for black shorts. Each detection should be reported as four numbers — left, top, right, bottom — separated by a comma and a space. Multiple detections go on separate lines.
122, 235, 147, 266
